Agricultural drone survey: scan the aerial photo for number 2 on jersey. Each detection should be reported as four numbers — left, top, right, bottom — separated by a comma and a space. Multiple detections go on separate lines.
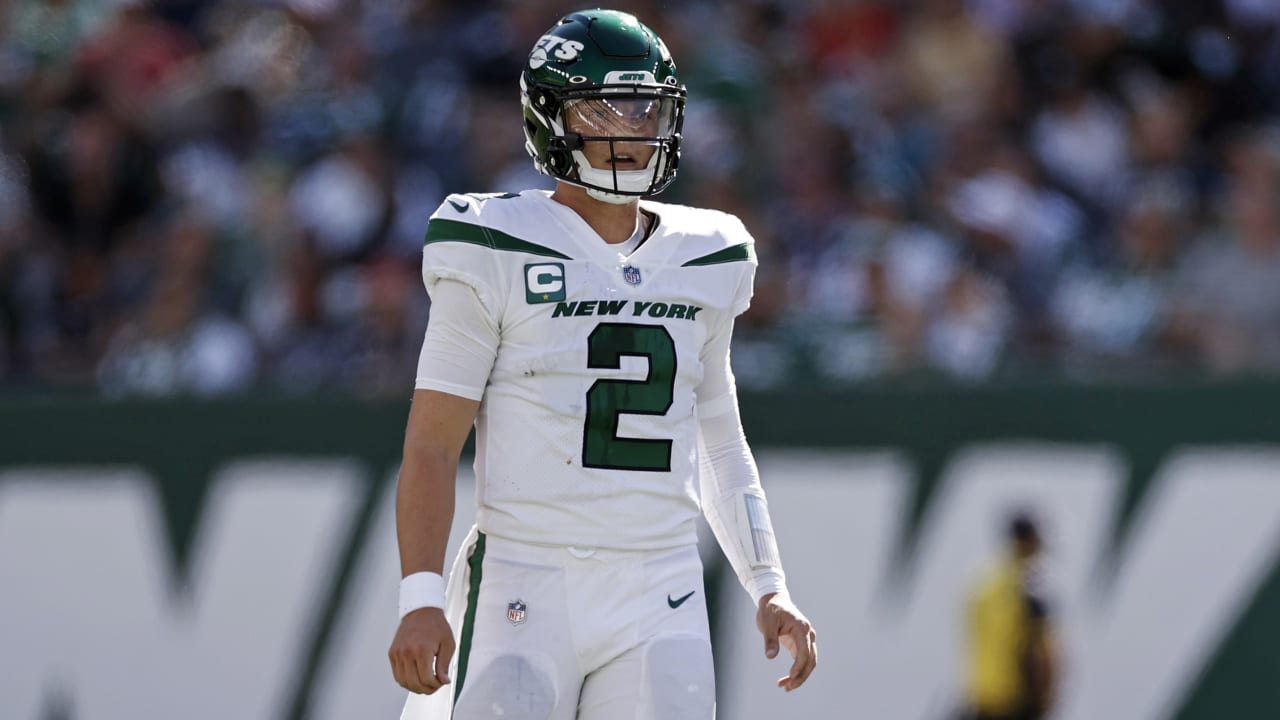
583, 323, 675, 471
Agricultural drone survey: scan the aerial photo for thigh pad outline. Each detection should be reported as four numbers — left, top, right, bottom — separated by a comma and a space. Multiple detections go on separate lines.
643, 634, 715, 720
453, 652, 560, 720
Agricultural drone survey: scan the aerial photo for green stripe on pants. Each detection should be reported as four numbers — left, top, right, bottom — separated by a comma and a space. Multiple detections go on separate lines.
453, 532, 486, 707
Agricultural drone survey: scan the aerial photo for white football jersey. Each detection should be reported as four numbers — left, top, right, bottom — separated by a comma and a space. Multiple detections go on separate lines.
421, 190, 756, 550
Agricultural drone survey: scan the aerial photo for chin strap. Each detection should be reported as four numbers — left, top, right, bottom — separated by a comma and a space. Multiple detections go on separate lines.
572, 149, 659, 198
585, 186, 637, 204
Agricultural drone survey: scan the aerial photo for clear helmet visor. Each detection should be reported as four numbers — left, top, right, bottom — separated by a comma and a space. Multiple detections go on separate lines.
563, 96, 679, 140
559, 95, 681, 202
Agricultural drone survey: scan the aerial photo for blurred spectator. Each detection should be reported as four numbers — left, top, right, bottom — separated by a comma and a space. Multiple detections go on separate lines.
4, 0, 1280, 395
72, 1, 196, 119
1051, 172, 1196, 374
1170, 125, 1280, 374
95, 277, 258, 397
5, 0, 110, 81
96, 215, 257, 396
1029, 60, 1130, 211
339, 256, 428, 397
898, 0, 1011, 122
804, 182, 957, 379
24, 83, 160, 254
926, 266, 1013, 380
288, 135, 391, 262
945, 139, 1083, 332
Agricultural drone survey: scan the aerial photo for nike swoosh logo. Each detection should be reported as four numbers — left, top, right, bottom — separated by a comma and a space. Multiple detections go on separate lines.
448, 198, 469, 212
668, 591, 696, 609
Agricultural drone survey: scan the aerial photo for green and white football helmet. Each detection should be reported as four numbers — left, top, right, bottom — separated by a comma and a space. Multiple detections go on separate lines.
520, 9, 687, 204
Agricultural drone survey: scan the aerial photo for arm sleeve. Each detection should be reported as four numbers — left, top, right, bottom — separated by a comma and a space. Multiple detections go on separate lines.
696, 315, 787, 603
414, 278, 500, 401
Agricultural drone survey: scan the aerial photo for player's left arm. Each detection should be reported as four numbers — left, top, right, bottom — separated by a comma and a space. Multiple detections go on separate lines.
695, 311, 817, 691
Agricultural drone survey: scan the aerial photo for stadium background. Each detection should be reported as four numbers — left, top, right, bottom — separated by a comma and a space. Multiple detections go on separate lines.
4, 0, 1280, 718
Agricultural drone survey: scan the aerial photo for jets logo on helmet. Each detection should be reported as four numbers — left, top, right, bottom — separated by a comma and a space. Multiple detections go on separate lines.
529, 35, 585, 70
603, 70, 657, 84
520, 10, 687, 204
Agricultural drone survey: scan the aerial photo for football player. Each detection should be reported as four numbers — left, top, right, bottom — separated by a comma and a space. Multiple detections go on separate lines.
389, 9, 817, 719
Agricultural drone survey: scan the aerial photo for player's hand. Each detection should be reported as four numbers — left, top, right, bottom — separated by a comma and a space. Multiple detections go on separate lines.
756, 592, 817, 692
389, 607, 455, 695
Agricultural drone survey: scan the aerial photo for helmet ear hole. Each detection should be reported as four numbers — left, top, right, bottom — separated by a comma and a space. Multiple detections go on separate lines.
546, 146, 574, 175
533, 88, 555, 114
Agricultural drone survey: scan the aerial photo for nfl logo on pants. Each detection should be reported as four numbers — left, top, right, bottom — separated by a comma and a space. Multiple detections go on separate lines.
507, 599, 527, 625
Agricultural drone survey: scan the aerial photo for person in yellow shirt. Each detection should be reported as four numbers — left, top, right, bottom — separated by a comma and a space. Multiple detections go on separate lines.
961, 511, 1058, 720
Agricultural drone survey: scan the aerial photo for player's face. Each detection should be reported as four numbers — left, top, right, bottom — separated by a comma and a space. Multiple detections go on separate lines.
564, 97, 661, 171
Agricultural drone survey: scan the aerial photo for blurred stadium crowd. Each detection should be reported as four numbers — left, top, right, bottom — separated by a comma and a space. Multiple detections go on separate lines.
3, 0, 1280, 396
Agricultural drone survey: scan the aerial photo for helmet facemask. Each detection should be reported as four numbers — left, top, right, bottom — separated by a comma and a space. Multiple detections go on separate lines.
523, 77, 686, 204
563, 93, 681, 203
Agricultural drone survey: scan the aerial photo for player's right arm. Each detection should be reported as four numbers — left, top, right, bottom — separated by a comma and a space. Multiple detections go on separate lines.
389, 240, 501, 694
389, 388, 479, 695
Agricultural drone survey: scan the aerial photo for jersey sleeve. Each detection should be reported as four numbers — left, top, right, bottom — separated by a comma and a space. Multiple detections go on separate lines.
415, 279, 499, 400
421, 195, 506, 320
414, 196, 509, 399
725, 214, 759, 317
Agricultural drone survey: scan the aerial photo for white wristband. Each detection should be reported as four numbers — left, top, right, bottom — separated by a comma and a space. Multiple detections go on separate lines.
399, 571, 446, 620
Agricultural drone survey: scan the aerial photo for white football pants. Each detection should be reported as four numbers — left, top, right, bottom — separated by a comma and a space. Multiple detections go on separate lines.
401, 526, 715, 720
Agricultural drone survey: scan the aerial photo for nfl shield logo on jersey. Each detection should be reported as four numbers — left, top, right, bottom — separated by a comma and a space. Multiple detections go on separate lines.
622, 265, 642, 285
506, 599, 527, 625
